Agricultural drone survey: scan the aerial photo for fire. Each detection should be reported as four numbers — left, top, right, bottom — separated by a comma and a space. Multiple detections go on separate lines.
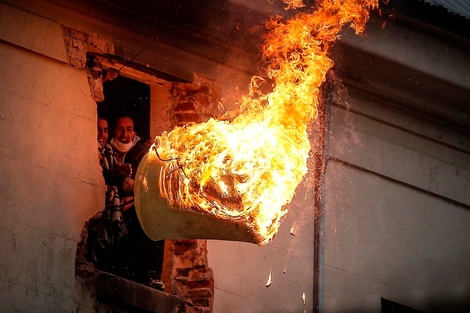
281, 0, 305, 10
137, 0, 378, 245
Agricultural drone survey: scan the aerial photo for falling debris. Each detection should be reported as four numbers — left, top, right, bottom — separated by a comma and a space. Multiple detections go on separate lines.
266, 270, 272, 287
289, 225, 296, 236
302, 292, 306, 305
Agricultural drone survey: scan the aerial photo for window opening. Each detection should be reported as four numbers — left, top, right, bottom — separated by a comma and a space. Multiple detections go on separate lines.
90, 74, 165, 291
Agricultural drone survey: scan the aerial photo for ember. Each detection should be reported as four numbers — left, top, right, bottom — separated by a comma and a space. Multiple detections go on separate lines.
135, 0, 378, 245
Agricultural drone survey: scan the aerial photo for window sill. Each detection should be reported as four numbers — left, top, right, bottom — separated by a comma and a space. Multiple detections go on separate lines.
95, 272, 185, 313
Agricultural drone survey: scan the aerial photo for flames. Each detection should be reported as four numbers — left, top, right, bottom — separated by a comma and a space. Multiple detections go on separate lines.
140, 0, 378, 245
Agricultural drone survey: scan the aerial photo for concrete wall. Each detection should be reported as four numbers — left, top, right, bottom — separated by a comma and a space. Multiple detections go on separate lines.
322, 42, 470, 313
0, 4, 105, 312
208, 174, 316, 312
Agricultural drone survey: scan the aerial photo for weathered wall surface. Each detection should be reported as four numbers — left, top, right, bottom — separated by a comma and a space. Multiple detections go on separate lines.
207, 152, 317, 312
322, 19, 470, 312
324, 92, 470, 313
0, 4, 104, 312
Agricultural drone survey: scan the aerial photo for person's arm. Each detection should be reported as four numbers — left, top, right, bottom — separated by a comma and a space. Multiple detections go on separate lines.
124, 139, 149, 179
121, 176, 134, 194
102, 166, 126, 188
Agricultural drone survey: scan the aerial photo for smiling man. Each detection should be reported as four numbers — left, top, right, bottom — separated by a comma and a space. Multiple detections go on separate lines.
110, 115, 139, 164
104, 114, 164, 290
97, 117, 109, 150
98, 116, 118, 185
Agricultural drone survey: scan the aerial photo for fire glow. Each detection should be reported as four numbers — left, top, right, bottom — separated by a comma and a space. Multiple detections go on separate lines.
136, 0, 378, 245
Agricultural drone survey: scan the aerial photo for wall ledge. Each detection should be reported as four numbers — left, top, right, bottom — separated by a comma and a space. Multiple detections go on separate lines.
96, 272, 186, 313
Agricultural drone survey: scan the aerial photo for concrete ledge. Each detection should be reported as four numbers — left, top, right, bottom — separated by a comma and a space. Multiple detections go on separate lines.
96, 272, 185, 313
0, 3, 68, 63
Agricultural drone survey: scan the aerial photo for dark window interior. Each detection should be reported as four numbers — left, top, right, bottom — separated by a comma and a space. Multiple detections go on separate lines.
93, 74, 164, 290
98, 75, 151, 140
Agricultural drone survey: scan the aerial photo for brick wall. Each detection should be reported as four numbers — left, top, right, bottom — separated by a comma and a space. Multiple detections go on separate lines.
164, 240, 214, 313
163, 75, 219, 313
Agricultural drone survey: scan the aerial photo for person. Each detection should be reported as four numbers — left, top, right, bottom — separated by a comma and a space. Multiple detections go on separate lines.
105, 114, 165, 290
97, 117, 109, 151
107, 115, 150, 197
97, 116, 111, 175
91, 116, 128, 271
98, 116, 130, 191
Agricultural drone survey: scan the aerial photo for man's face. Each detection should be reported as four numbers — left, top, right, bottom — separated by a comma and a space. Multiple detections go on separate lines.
97, 119, 109, 149
113, 117, 135, 144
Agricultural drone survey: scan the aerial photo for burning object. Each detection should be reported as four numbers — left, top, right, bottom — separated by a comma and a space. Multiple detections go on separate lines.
135, 0, 378, 245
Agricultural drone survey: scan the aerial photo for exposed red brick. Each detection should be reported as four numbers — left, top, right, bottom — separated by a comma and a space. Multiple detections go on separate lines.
188, 267, 212, 281
167, 239, 214, 312
175, 113, 201, 124
175, 99, 196, 111
149, 75, 218, 312
185, 305, 211, 313
192, 298, 211, 307
175, 268, 190, 277
188, 288, 212, 299
186, 280, 213, 289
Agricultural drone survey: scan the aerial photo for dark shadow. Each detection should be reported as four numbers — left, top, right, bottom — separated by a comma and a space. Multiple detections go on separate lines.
98, 75, 150, 140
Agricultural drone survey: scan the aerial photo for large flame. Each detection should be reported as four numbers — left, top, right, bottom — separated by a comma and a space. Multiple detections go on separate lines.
142, 0, 378, 245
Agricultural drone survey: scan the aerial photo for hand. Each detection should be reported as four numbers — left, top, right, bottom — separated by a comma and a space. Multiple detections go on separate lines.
122, 177, 135, 194
117, 163, 132, 177
120, 196, 134, 212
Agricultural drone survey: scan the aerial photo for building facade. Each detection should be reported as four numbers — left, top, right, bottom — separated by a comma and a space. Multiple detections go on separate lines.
0, 1, 469, 312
